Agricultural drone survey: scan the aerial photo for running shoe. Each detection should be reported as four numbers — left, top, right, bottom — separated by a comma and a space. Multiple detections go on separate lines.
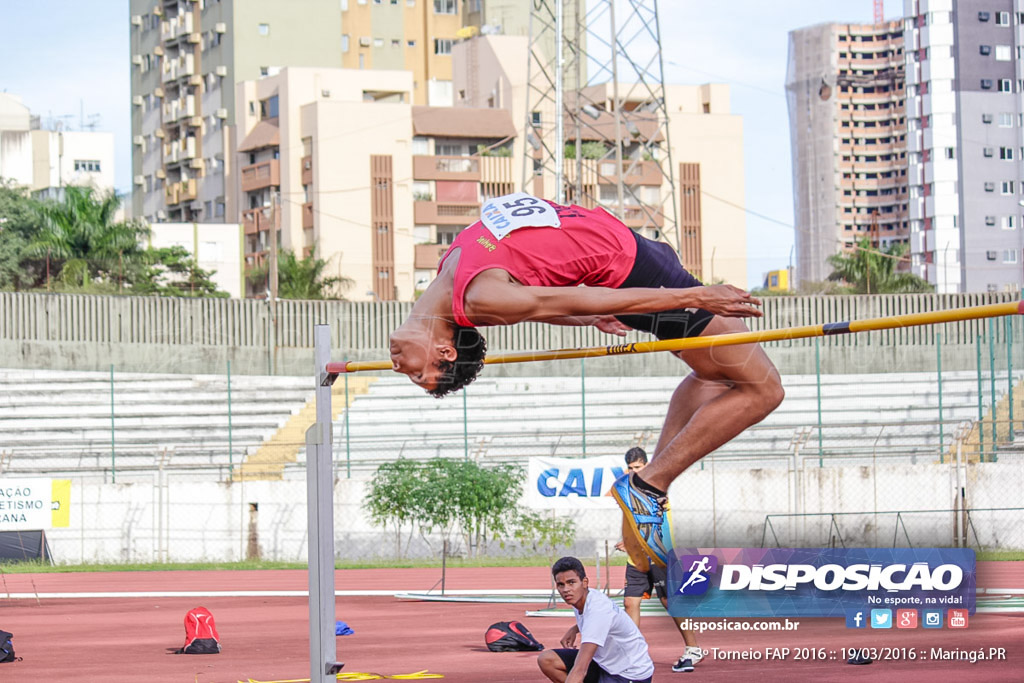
671, 657, 694, 673
610, 473, 672, 569
685, 646, 703, 664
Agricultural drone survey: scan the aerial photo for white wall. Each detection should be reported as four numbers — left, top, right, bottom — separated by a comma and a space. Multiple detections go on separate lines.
39, 459, 1024, 565
148, 222, 244, 298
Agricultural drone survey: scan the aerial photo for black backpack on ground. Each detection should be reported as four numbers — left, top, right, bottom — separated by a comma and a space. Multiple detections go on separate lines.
0, 630, 20, 663
484, 621, 544, 652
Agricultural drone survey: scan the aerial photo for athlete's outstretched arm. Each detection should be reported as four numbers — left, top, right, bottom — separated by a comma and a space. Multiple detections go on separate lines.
465, 281, 761, 327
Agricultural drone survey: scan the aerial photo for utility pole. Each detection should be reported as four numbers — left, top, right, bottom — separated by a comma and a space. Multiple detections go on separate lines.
268, 191, 280, 375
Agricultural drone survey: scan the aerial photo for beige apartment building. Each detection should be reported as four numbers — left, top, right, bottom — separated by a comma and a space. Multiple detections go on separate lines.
235, 67, 518, 301
787, 20, 908, 286
129, 0, 343, 224
454, 35, 748, 286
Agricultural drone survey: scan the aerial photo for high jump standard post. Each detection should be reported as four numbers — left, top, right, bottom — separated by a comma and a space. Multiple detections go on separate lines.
308, 324, 341, 681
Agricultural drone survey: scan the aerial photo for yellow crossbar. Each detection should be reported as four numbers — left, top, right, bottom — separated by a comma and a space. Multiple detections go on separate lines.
324, 300, 1024, 381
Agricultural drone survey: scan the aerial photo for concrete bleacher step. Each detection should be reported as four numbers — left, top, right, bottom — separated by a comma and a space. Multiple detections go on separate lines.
235, 376, 377, 481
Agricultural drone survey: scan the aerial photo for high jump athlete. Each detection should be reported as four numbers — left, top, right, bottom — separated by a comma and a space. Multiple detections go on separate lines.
387, 193, 783, 568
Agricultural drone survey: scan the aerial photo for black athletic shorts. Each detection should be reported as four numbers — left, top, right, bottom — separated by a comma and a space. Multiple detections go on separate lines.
552, 649, 653, 683
623, 562, 668, 600
614, 229, 715, 339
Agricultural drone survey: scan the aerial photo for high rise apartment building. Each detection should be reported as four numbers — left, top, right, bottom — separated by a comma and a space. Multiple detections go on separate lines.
234, 67, 517, 300
787, 20, 908, 287
128, 0, 343, 224
340, 0, 465, 106
904, 0, 1024, 293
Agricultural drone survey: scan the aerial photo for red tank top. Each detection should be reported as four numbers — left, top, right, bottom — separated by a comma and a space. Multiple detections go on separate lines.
437, 202, 637, 327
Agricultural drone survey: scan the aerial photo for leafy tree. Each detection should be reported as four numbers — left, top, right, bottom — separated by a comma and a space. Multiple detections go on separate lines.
247, 249, 352, 300
0, 180, 41, 290
26, 186, 149, 290
365, 458, 576, 559
563, 141, 610, 160
826, 238, 933, 294
366, 459, 424, 558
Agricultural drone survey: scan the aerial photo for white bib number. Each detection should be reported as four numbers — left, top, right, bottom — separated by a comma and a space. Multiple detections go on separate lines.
480, 192, 561, 240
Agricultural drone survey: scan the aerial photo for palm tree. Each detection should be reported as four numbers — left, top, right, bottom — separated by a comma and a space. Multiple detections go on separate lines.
247, 249, 353, 300
827, 238, 933, 294
27, 186, 148, 289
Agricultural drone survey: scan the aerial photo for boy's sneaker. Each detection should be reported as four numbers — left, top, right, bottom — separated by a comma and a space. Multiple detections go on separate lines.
672, 657, 695, 673
685, 646, 703, 664
610, 473, 672, 569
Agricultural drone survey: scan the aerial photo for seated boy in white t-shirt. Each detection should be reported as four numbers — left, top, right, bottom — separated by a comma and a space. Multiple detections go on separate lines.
538, 556, 655, 683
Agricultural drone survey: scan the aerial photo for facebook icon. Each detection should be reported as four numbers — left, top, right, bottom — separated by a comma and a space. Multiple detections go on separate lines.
845, 609, 867, 629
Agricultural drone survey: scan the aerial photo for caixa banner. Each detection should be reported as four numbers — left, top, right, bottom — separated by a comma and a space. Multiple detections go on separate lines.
525, 456, 625, 509
666, 548, 975, 618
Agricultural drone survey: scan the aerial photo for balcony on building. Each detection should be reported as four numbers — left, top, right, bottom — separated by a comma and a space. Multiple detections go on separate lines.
242, 207, 281, 235
414, 243, 450, 270
301, 155, 313, 186
302, 201, 314, 229
413, 201, 481, 225
241, 159, 281, 192
411, 105, 516, 180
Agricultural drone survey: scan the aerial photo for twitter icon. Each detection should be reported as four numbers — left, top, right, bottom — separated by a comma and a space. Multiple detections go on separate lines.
870, 609, 892, 629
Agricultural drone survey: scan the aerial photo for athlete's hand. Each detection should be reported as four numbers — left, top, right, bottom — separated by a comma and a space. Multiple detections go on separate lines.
592, 315, 630, 336
692, 284, 763, 318
614, 540, 626, 552
561, 626, 581, 648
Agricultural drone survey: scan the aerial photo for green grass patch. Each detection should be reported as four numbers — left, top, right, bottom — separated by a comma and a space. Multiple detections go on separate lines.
975, 550, 1024, 561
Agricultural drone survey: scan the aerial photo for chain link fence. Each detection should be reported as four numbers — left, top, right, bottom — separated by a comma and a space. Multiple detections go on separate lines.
1, 314, 1022, 565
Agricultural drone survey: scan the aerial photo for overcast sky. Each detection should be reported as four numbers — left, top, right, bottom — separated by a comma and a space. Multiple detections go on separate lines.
0, 1, 905, 288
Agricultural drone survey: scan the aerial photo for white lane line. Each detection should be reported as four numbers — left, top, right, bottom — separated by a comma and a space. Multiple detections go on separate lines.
1, 588, 554, 600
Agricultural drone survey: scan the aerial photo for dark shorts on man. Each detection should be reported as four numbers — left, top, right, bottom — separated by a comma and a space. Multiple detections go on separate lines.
614, 229, 715, 340
551, 649, 653, 683
623, 562, 668, 600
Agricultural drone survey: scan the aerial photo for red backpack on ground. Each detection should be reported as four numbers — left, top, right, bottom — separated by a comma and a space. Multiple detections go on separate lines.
178, 607, 221, 654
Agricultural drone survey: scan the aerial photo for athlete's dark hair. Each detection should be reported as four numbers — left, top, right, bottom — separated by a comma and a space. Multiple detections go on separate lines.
551, 556, 586, 581
427, 324, 486, 398
624, 447, 648, 466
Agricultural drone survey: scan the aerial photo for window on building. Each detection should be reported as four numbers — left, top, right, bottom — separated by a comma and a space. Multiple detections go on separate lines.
434, 0, 456, 14
373, 38, 384, 47
258, 23, 270, 36
210, 30, 222, 48
215, 201, 225, 217
999, 79, 1012, 92
1004, 250, 1019, 263
945, 147, 955, 159
1001, 180, 1015, 194
412, 136, 429, 155
999, 112, 1014, 127
434, 38, 452, 54
1001, 216, 1015, 229
1001, 147, 1014, 160
996, 11, 1010, 26
391, 39, 400, 47
342, 34, 349, 52
260, 95, 279, 118
73, 160, 101, 172
996, 45, 1012, 61
259, 66, 269, 77
408, 39, 416, 47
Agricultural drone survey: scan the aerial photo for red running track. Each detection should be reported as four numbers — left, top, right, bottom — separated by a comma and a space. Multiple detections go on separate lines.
1, 562, 1022, 682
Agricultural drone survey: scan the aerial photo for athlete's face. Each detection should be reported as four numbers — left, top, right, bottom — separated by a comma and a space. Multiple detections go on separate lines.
554, 570, 588, 607
388, 325, 456, 392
